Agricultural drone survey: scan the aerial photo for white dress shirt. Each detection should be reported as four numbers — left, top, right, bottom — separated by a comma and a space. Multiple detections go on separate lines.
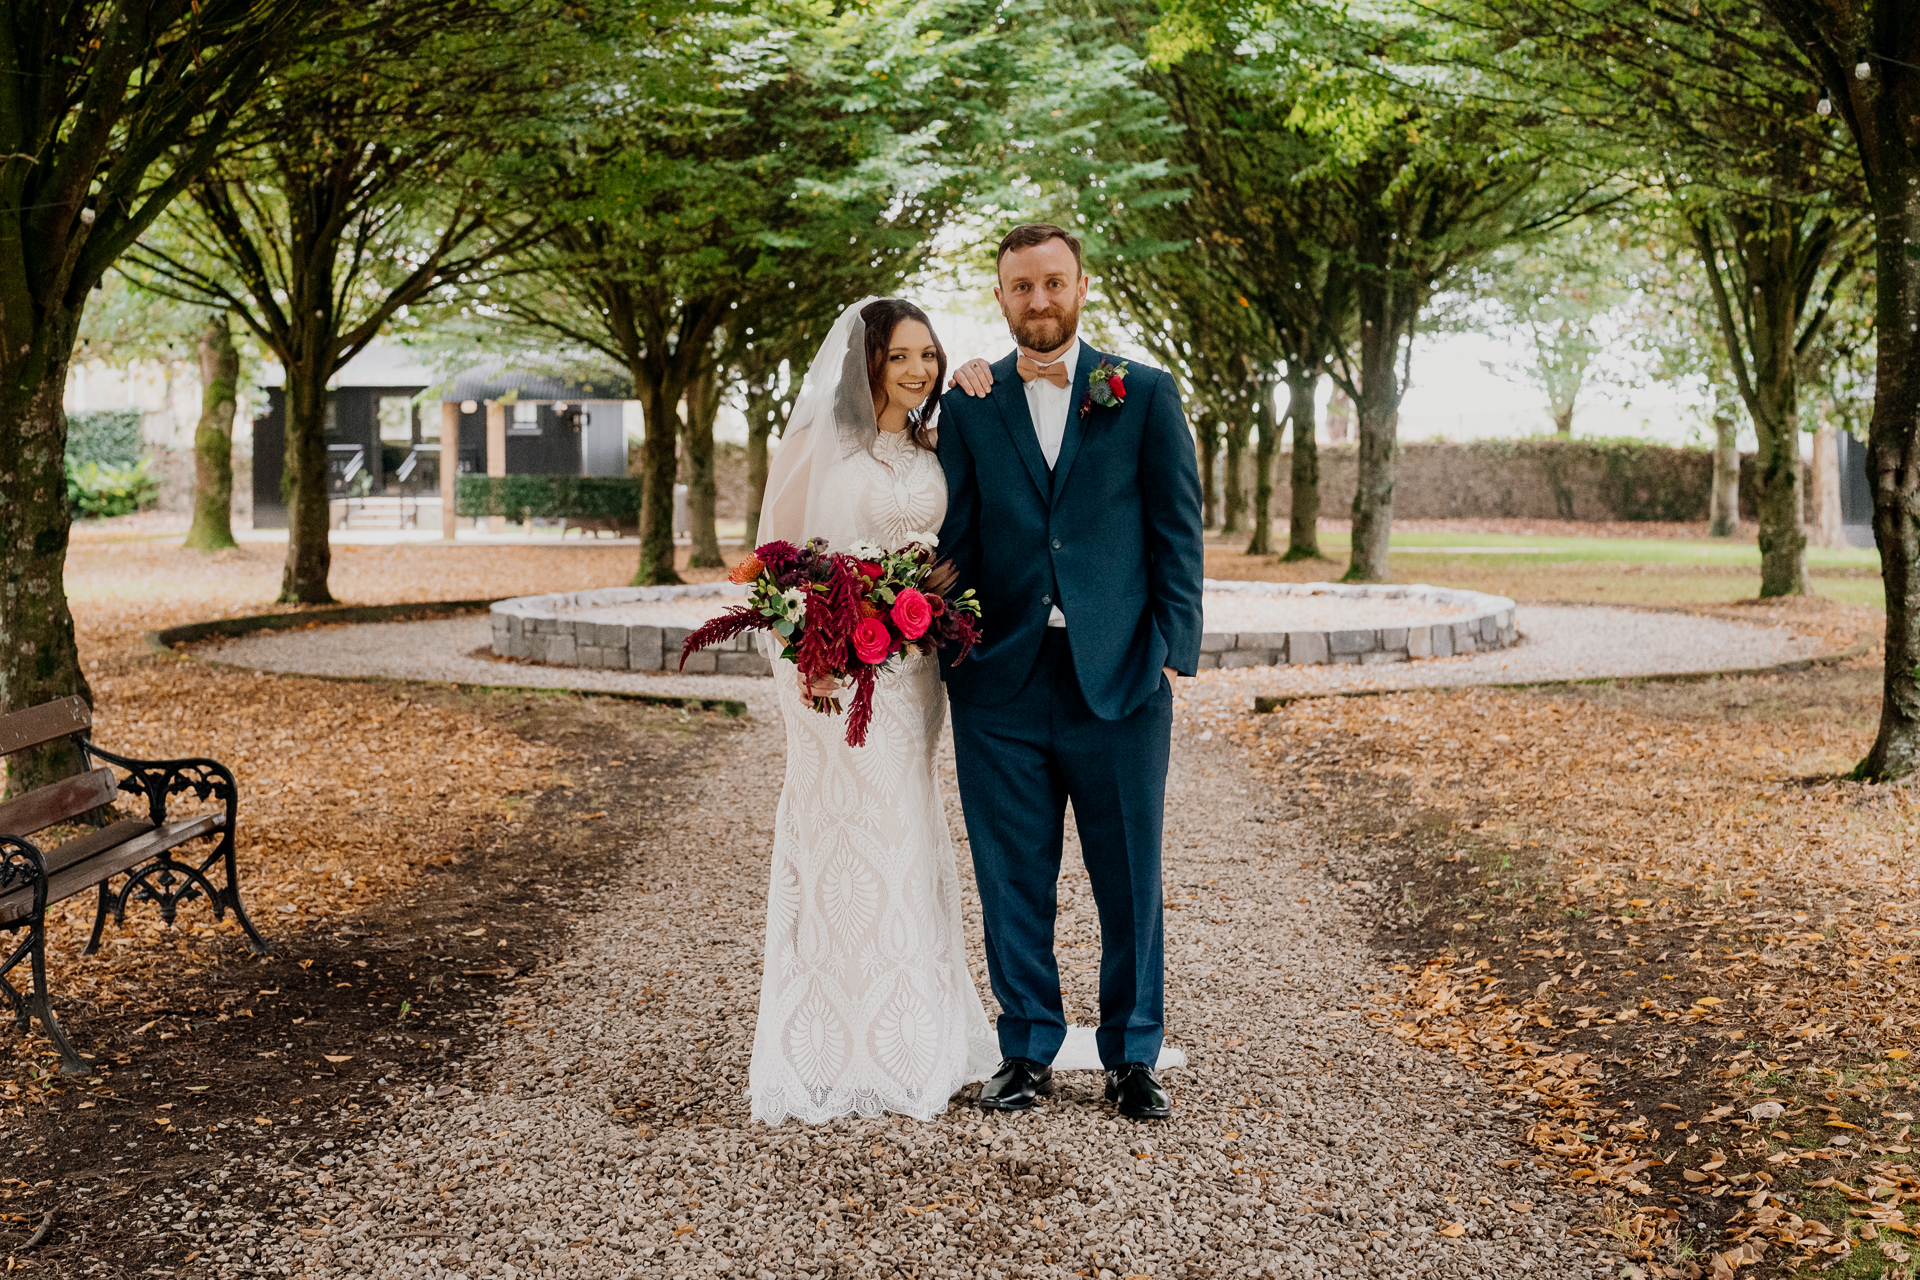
1023, 340, 1082, 627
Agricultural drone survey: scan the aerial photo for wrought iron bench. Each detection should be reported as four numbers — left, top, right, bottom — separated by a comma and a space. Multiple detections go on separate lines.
0, 695, 268, 1075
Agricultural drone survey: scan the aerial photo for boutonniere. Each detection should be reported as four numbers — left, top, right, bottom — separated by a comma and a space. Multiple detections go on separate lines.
1079, 359, 1129, 419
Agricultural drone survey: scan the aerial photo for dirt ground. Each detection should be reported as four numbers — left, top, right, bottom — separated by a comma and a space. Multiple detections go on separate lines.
1, 689, 739, 1273
1231, 655, 1920, 1279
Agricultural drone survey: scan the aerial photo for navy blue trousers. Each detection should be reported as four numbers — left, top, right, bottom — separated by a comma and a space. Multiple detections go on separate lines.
949, 629, 1171, 1069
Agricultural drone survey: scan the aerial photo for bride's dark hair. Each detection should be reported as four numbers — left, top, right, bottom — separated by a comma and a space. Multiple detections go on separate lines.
860, 297, 946, 452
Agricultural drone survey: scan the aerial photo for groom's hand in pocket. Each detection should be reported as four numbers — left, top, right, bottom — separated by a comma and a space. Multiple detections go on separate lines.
950, 359, 994, 398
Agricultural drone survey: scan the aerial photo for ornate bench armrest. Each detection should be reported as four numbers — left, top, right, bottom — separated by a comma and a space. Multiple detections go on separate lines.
80, 743, 238, 830
0, 835, 50, 922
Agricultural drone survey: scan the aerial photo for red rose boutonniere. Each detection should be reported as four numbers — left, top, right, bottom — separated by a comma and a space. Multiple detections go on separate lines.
1080, 359, 1129, 418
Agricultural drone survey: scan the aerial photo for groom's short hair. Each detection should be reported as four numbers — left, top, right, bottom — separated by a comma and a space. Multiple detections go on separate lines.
997, 223, 1083, 277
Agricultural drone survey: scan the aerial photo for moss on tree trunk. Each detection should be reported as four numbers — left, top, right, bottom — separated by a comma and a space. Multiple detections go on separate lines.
635, 379, 685, 586
682, 369, 724, 569
184, 313, 240, 552
279, 356, 335, 604
1283, 368, 1321, 561
0, 355, 94, 796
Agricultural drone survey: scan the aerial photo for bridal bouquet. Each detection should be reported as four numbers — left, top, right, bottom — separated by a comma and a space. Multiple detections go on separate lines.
679, 534, 983, 747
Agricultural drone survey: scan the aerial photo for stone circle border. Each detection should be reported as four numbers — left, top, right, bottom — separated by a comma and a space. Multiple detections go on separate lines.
489, 580, 1517, 676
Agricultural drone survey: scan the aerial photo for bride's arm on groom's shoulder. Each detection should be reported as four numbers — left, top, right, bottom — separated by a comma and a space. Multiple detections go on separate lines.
949, 359, 994, 398
1140, 370, 1206, 676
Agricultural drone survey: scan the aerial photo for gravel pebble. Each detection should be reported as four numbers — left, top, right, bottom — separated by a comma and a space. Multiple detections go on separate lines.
163, 673, 1620, 1279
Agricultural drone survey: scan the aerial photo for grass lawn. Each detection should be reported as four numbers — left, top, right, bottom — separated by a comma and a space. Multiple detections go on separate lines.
1206, 528, 1885, 612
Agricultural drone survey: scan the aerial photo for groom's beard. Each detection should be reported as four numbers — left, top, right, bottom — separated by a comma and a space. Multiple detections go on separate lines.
1009, 301, 1080, 355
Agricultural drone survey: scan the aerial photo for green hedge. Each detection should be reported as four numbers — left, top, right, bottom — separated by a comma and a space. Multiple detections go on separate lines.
67, 409, 144, 471
456, 475, 644, 522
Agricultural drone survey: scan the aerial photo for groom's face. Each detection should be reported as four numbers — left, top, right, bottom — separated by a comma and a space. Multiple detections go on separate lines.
995, 239, 1088, 355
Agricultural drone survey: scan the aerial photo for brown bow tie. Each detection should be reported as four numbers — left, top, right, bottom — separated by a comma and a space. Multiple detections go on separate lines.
1016, 353, 1071, 388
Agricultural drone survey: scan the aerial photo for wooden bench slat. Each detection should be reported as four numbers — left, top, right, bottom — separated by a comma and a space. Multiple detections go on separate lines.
0, 696, 92, 756
40, 819, 157, 878
0, 768, 120, 839
0, 813, 223, 926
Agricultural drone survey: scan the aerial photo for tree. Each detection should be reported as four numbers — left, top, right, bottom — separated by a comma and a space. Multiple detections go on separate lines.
1456, 223, 1640, 435
1750, 3, 1920, 775
0, 0, 338, 792
131, 0, 565, 603
1434, 0, 1868, 596
184, 313, 241, 551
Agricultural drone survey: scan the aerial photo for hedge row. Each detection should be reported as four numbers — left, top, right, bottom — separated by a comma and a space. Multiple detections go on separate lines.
455, 474, 643, 521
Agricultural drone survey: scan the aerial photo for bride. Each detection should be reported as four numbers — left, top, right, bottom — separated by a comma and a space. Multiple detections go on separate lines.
748, 297, 1000, 1124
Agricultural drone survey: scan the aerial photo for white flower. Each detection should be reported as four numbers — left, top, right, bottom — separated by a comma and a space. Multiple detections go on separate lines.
845, 539, 886, 561
781, 587, 808, 614
905, 530, 938, 549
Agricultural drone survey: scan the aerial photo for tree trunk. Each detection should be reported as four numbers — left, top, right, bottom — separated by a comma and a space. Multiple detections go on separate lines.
279, 356, 335, 604
1283, 368, 1321, 561
1245, 375, 1279, 555
1708, 410, 1741, 537
1552, 404, 1574, 436
1808, 414, 1843, 550
634, 376, 685, 586
1220, 412, 1248, 535
1862, 189, 1920, 779
744, 385, 780, 550
184, 313, 240, 552
0, 357, 94, 796
1345, 292, 1405, 583
1325, 385, 1353, 443
682, 369, 724, 569
1196, 411, 1220, 530
1750, 371, 1810, 597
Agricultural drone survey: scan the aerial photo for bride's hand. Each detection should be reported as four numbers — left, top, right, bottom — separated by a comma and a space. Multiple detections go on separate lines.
949, 359, 994, 398
799, 671, 841, 700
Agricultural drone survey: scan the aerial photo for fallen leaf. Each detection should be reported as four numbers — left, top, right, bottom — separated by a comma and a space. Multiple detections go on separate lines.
1438, 1222, 1466, 1238
323, 1055, 352, 1064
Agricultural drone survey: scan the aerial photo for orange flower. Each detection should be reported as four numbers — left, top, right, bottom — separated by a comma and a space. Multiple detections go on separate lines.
860, 600, 881, 619
727, 554, 765, 584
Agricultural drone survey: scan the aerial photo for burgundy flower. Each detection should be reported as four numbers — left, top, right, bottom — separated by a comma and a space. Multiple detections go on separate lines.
1108, 373, 1127, 399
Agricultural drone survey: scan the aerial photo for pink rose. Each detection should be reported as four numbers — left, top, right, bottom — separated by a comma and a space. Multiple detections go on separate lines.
890, 587, 933, 640
1108, 373, 1127, 400
851, 616, 893, 665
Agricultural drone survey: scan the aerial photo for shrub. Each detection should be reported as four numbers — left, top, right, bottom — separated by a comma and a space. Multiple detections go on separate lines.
66, 409, 144, 471
67, 458, 159, 519
456, 475, 644, 522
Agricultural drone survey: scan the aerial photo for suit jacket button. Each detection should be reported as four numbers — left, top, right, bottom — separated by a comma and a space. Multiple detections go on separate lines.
1051, 538, 1062, 550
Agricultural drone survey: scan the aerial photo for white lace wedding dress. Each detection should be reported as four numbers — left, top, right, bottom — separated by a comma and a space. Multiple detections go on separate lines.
749, 427, 1000, 1124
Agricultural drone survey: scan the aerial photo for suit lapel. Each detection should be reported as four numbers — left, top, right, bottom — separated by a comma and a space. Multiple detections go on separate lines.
988, 350, 1052, 502
1049, 341, 1099, 503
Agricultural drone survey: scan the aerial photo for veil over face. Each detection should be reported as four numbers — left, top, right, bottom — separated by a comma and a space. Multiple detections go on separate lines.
758, 298, 884, 550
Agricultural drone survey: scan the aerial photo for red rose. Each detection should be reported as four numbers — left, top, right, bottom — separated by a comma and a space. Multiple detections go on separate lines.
1108, 373, 1127, 400
890, 587, 933, 640
851, 616, 893, 665
856, 561, 883, 580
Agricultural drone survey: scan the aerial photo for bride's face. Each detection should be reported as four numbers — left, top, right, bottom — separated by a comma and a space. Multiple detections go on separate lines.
879, 319, 939, 419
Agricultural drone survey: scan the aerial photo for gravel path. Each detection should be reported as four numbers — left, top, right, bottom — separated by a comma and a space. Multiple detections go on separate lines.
167, 602, 1797, 1277
192, 706, 1618, 1279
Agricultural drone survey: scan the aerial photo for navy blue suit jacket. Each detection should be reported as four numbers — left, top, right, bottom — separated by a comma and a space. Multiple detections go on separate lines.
935, 343, 1205, 721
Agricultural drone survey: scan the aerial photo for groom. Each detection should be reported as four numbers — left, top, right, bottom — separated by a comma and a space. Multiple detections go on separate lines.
937, 224, 1204, 1121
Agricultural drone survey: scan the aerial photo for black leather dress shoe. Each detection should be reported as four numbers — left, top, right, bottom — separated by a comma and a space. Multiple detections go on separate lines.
1104, 1062, 1172, 1120
978, 1057, 1054, 1111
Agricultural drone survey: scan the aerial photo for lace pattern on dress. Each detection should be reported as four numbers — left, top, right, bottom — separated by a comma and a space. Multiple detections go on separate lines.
749, 429, 998, 1125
